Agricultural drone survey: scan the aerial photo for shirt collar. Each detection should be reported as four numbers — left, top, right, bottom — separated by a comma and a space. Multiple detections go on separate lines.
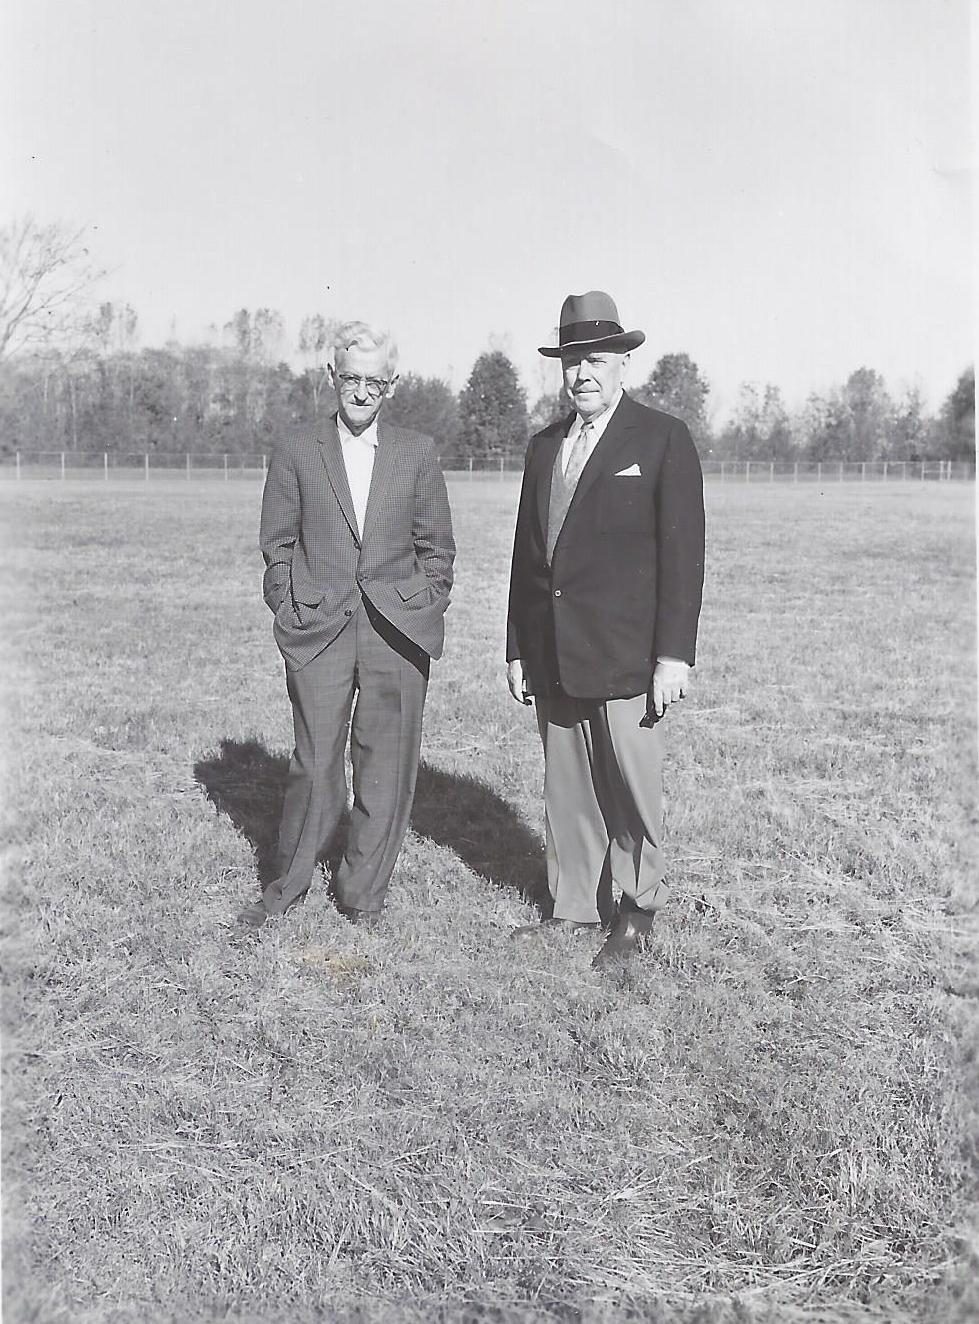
569, 388, 624, 443
336, 412, 380, 449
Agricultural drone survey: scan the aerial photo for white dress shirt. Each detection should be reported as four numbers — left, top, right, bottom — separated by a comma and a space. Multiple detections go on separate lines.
337, 413, 379, 537
560, 388, 624, 474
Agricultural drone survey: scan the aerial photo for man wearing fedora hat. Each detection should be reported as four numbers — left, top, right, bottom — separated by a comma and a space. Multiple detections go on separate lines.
506, 291, 705, 968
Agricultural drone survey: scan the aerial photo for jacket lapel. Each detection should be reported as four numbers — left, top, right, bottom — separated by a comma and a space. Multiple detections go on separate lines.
362, 419, 396, 539
536, 415, 574, 537
318, 417, 359, 538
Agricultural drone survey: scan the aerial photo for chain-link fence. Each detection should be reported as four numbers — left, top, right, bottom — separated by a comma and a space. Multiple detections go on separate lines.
0, 451, 268, 480
439, 456, 975, 482
0, 451, 974, 483
700, 458, 975, 481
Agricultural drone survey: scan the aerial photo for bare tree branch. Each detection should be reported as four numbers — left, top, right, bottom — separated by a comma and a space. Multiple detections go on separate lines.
0, 215, 105, 358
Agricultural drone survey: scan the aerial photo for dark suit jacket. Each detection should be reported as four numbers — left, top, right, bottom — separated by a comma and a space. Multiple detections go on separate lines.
506, 392, 704, 700
260, 418, 455, 671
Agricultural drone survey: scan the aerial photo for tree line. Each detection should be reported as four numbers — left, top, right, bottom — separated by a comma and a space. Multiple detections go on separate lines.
1, 217, 974, 463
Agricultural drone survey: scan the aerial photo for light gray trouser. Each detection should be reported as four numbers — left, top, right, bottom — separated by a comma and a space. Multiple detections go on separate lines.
535, 691, 669, 924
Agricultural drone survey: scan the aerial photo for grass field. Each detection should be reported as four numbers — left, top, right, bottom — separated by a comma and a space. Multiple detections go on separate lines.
1, 476, 976, 1324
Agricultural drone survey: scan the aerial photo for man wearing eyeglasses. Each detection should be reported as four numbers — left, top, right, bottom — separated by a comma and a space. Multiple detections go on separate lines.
239, 320, 455, 930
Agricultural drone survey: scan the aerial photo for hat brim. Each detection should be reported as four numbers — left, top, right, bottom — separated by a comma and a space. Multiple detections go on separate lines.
538, 329, 645, 358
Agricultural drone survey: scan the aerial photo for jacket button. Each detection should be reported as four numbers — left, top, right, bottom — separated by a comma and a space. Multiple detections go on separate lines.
553, 589, 562, 598
344, 608, 353, 616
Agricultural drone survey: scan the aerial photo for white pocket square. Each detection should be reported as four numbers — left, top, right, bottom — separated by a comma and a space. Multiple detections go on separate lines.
614, 463, 642, 477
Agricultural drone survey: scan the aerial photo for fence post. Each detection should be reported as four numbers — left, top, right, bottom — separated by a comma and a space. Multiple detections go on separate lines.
145, 453, 149, 481
746, 461, 751, 483
104, 451, 108, 480
61, 452, 66, 480
186, 453, 191, 480
15, 451, 20, 480
793, 461, 798, 483
920, 461, 925, 482
838, 461, 843, 481
500, 456, 504, 482
769, 461, 774, 482
861, 462, 866, 481
720, 461, 725, 482
224, 453, 228, 481
468, 457, 473, 482
883, 461, 888, 480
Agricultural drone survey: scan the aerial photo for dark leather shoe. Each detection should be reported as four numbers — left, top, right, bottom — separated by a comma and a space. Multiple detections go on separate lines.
511, 917, 600, 940
592, 908, 654, 969
337, 904, 382, 930
236, 900, 269, 929
236, 888, 307, 929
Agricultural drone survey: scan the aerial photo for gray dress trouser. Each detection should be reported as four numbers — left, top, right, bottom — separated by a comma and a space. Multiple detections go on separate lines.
262, 596, 428, 917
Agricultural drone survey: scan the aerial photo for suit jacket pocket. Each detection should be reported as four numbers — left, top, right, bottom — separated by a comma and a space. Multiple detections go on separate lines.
291, 580, 326, 607
396, 573, 434, 602
277, 593, 322, 630
600, 478, 650, 533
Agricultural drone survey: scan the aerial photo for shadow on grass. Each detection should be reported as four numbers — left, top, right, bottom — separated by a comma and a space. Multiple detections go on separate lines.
193, 739, 548, 910
411, 762, 548, 911
193, 737, 293, 887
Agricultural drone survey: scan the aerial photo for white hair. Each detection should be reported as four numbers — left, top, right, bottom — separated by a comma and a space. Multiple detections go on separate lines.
331, 320, 399, 375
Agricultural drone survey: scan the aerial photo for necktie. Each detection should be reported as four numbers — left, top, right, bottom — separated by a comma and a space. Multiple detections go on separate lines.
546, 422, 593, 563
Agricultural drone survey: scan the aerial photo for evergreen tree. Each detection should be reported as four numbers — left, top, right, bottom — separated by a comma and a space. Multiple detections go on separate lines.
936, 368, 975, 460
634, 352, 711, 452
387, 373, 460, 461
457, 350, 528, 463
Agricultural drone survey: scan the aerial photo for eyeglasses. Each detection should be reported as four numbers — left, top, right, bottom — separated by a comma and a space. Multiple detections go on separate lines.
336, 372, 390, 397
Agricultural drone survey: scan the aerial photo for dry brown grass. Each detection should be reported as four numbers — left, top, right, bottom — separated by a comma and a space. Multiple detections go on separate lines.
0, 477, 975, 1323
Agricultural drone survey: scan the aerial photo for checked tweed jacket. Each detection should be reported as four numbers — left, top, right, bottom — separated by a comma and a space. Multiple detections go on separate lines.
260, 418, 455, 671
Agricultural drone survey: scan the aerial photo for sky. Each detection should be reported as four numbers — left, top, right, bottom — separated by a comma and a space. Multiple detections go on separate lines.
1, 0, 973, 420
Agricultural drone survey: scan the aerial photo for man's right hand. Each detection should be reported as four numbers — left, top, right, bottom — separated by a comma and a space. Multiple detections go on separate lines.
507, 659, 533, 705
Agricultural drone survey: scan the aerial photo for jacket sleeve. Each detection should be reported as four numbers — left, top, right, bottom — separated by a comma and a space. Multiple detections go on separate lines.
412, 439, 455, 599
259, 442, 300, 612
654, 419, 705, 665
506, 438, 537, 662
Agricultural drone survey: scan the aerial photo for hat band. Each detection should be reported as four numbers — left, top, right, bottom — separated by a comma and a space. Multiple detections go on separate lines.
559, 319, 624, 346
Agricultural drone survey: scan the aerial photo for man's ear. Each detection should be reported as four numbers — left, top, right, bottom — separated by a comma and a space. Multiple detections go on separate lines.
384, 373, 400, 400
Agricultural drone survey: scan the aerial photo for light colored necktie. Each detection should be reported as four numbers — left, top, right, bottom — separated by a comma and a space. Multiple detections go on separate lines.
546, 422, 593, 563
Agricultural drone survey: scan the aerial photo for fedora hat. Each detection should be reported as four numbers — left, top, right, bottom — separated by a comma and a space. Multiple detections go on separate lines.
538, 290, 645, 358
